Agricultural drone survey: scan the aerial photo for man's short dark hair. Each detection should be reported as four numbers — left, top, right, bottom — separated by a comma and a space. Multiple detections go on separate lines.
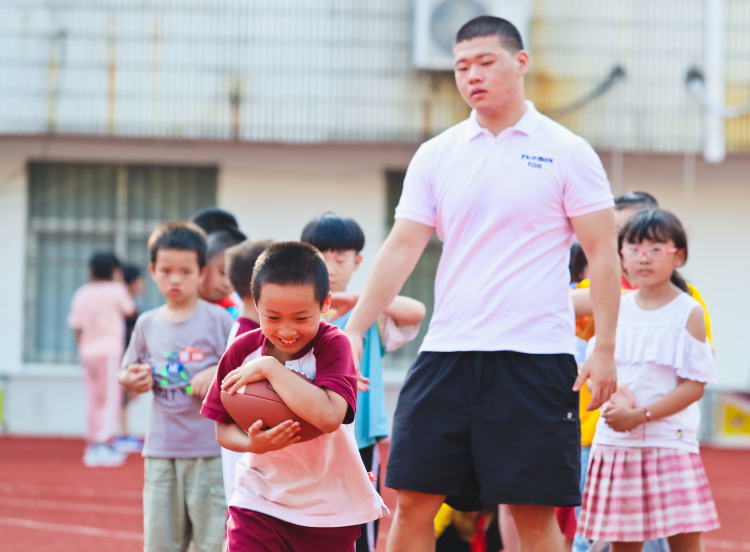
206, 227, 247, 262
252, 242, 329, 307
89, 251, 121, 280
147, 221, 207, 268
300, 213, 365, 253
189, 206, 240, 235
226, 239, 272, 299
455, 15, 524, 52
614, 190, 659, 212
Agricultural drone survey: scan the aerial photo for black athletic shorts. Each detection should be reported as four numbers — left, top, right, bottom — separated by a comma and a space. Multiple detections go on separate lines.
385, 351, 581, 510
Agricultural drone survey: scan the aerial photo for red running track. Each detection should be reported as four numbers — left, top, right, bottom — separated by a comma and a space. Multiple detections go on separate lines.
0, 437, 747, 551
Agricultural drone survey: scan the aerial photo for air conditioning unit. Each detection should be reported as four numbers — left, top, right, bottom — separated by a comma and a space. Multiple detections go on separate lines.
413, 0, 531, 70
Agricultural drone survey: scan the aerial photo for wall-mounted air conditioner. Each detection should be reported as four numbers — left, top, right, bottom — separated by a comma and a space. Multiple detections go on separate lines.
413, 0, 531, 70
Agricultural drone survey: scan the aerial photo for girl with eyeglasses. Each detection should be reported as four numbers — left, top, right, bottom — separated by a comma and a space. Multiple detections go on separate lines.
576, 209, 720, 552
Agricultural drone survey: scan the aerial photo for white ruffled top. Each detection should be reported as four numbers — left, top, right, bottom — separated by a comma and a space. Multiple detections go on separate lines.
590, 292, 715, 452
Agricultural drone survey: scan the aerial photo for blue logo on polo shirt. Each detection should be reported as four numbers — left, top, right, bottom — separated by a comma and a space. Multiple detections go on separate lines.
521, 154, 554, 169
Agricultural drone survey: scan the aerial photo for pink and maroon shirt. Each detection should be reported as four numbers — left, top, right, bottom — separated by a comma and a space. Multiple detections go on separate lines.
201, 322, 385, 527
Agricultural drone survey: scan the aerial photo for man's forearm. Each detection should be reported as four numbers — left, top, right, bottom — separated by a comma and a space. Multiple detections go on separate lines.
345, 220, 432, 337
588, 251, 620, 350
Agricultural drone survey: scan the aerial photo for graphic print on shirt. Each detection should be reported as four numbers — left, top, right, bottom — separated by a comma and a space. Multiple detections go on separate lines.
152, 348, 204, 399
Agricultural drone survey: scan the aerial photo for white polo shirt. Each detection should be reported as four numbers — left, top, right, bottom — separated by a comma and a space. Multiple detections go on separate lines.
395, 101, 613, 354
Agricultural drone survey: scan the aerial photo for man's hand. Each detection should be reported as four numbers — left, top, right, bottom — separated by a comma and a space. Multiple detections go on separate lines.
602, 404, 645, 432
119, 363, 153, 393
573, 347, 617, 411
345, 330, 370, 392
221, 356, 279, 395
245, 419, 301, 453
189, 366, 216, 399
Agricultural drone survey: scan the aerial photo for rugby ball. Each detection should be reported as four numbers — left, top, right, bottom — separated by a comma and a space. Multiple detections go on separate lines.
220, 379, 323, 442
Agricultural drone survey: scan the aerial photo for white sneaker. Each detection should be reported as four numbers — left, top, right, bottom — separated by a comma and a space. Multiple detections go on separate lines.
83, 444, 126, 467
113, 435, 144, 454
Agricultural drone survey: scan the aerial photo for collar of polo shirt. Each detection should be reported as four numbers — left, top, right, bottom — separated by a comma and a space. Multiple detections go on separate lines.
465, 100, 540, 141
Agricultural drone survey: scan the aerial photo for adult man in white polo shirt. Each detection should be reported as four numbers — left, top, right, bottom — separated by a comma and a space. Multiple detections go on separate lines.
346, 16, 620, 552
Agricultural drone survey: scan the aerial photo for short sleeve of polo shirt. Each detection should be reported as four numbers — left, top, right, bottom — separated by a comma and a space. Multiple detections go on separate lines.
311, 324, 358, 424
201, 330, 265, 425
562, 138, 614, 217
394, 144, 437, 227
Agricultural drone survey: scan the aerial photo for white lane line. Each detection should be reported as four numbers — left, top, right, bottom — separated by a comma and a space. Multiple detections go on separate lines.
0, 482, 141, 500
0, 497, 141, 515
0, 517, 142, 541
704, 538, 750, 550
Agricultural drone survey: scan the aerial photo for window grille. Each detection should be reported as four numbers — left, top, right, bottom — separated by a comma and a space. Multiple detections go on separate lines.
24, 162, 217, 363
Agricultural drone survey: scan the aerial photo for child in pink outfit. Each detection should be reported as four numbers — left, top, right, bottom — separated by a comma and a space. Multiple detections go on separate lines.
68, 251, 135, 467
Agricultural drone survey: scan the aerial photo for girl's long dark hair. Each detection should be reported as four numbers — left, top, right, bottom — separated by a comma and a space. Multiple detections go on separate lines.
618, 209, 689, 292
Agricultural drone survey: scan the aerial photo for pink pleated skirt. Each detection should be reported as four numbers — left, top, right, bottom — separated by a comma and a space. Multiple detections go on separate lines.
577, 445, 719, 542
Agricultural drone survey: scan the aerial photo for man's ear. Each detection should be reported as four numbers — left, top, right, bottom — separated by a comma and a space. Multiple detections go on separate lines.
321, 292, 332, 313
149, 263, 156, 280
354, 254, 363, 271
516, 50, 530, 75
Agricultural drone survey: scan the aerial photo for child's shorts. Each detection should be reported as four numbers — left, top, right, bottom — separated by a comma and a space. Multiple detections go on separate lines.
227, 506, 360, 552
143, 457, 225, 552
386, 350, 581, 510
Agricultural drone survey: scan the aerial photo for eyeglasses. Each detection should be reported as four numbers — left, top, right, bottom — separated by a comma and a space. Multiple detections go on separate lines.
620, 245, 678, 260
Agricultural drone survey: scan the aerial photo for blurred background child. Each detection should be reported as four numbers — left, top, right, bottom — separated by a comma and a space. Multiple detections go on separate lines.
119, 221, 234, 552
190, 206, 247, 318
68, 251, 135, 467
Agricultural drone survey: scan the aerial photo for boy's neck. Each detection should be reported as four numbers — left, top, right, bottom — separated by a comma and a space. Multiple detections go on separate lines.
162, 295, 200, 323
265, 342, 294, 364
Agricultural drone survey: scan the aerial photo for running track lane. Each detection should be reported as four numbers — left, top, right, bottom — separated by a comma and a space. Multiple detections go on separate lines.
0, 437, 748, 551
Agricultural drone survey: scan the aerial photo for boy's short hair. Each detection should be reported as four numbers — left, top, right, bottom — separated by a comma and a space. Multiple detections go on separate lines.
189, 206, 240, 235
226, 239, 273, 299
89, 251, 121, 280
148, 221, 207, 268
300, 213, 365, 253
122, 263, 142, 285
252, 242, 329, 307
206, 227, 247, 262
455, 15, 524, 52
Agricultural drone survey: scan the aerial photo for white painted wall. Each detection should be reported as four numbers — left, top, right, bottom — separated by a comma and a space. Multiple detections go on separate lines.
0, 137, 748, 436
0, 136, 415, 434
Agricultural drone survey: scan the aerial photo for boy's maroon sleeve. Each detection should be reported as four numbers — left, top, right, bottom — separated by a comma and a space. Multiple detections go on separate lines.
201, 346, 238, 424
313, 324, 358, 424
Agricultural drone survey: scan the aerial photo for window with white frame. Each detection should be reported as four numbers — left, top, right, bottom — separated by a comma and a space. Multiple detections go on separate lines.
25, 162, 217, 364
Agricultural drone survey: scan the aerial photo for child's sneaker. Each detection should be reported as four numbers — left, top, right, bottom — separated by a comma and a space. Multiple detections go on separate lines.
83, 443, 126, 467
113, 435, 144, 454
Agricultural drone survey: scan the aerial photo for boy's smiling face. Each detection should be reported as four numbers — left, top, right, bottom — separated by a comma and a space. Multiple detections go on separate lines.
256, 283, 331, 361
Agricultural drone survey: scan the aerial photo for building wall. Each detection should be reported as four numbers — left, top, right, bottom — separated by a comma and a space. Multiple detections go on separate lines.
0, 135, 415, 434
1, 136, 748, 435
